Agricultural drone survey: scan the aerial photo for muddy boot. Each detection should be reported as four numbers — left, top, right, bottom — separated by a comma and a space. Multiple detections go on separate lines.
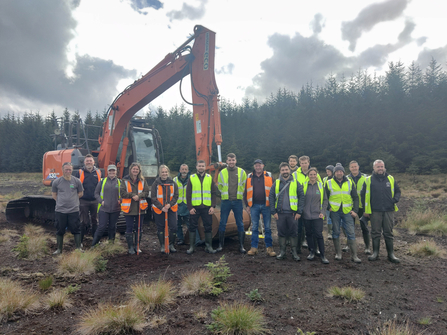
204, 232, 216, 254
266, 247, 276, 257
74, 234, 82, 251
321, 255, 329, 264
157, 231, 165, 253
216, 231, 225, 252
314, 237, 320, 256
385, 238, 400, 263
333, 238, 342, 260
363, 232, 371, 255
327, 224, 333, 240
348, 239, 361, 263
108, 230, 115, 244
307, 250, 315, 261
168, 232, 177, 253
342, 244, 349, 252
247, 247, 258, 255
134, 232, 142, 253
186, 232, 196, 255
276, 237, 287, 260
125, 233, 135, 254
296, 236, 302, 254
290, 237, 301, 261
238, 231, 246, 254
368, 238, 380, 261
53, 235, 64, 255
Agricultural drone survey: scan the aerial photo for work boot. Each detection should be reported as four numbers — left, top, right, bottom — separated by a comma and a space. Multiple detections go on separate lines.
157, 231, 165, 253
290, 237, 301, 261
333, 238, 342, 260
134, 232, 142, 253
53, 235, 64, 255
348, 239, 361, 263
327, 224, 333, 240
238, 231, 246, 254
321, 255, 329, 264
368, 238, 380, 261
342, 244, 349, 252
204, 232, 216, 254
385, 238, 400, 263
108, 230, 115, 243
314, 237, 320, 256
247, 247, 258, 256
363, 232, 371, 255
186, 232, 196, 254
307, 250, 315, 261
169, 232, 177, 253
296, 237, 302, 254
74, 234, 82, 251
266, 247, 276, 257
276, 237, 287, 260
216, 231, 225, 252
125, 233, 135, 254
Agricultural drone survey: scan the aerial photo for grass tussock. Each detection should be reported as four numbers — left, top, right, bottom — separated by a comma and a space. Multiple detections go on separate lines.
409, 239, 445, 258
94, 240, 126, 257
327, 286, 365, 302
0, 278, 40, 322
77, 302, 148, 335
13, 234, 49, 260
38, 276, 53, 291
65, 284, 81, 294
45, 289, 73, 310
129, 279, 176, 312
371, 319, 425, 335
403, 208, 447, 236
0, 229, 19, 244
207, 302, 270, 335
58, 250, 107, 276
179, 269, 214, 296
148, 315, 167, 329
24, 224, 46, 236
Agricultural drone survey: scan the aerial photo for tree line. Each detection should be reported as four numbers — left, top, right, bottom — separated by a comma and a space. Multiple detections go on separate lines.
1, 59, 446, 175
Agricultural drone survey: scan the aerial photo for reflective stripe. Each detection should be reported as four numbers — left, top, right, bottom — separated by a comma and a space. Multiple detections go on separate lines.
190, 174, 212, 206
218, 168, 246, 200
98, 178, 121, 212
328, 179, 353, 214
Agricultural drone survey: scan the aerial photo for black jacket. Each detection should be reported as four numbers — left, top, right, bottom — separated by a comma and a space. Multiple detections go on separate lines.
73, 167, 101, 201
361, 172, 401, 212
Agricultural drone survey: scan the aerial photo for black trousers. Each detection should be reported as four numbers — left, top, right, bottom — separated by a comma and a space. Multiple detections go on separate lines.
303, 218, 325, 257
95, 211, 119, 239
189, 207, 213, 233
80, 199, 98, 236
125, 215, 145, 234
276, 213, 298, 237
154, 211, 177, 233
55, 211, 80, 236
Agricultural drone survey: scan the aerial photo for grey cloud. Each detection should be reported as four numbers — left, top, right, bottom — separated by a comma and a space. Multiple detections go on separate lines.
416, 36, 427, 46
416, 46, 447, 69
166, 0, 208, 21
129, 0, 163, 14
341, 0, 408, 51
216, 63, 234, 75
310, 13, 325, 35
0, 0, 135, 115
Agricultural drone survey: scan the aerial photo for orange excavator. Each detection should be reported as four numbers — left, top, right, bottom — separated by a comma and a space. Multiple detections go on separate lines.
6, 25, 248, 236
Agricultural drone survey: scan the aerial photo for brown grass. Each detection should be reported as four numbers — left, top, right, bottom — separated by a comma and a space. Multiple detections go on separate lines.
148, 315, 167, 329
45, 289, 73, 310
129, 280, 176, 312
58, 249, 107, 276
0, 278, 40, 322
409, 239, 446, 258
371, 319, 425, 335
179, 269, 214, 296
0, 229, 19, 244
327, 286, 365, 302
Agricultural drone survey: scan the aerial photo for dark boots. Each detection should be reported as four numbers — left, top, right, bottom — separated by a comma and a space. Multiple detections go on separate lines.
125, 233, 135, 254
216, 231, 225, 252
333, 238, 342, 260
53, 235, 64, 255
157, 231, 165, 253
238, 231, 246, 254
186, 232, 196, 255
276, 236, 287, 260
134, 232, 142, 253
169, 232, 177, 253
205, 232, 216, 254
363, 232, 371, 255
74, 234, 82, 251
368, 238, 380, 261
290, 237, 301, 261
385, 238, 400, 263
347, 239, 361, 263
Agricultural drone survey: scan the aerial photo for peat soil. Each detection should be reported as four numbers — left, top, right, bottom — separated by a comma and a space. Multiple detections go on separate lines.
0, 185, 447, 334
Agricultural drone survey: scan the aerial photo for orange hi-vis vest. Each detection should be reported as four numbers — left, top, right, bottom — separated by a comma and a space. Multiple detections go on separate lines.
246, 171, 273, 207
79, 168, 101, 183
121, 180, 148, 213
152, 184, 178, 214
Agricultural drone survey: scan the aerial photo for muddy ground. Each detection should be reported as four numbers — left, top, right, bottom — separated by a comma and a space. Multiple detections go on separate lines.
0, 180, 446, 335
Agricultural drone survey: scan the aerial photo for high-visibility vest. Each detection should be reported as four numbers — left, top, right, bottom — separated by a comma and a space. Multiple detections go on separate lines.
348, 173, 367, 209
218, 167, 247, 200
173, 176, 187, 204
303, 180, 324, 214
190, 174, 212, 206
97, 178, 121, 212
274, 179, 298, 211
79, 168, 101, 183
292, 167, 322, 185
152, 184, 178, 214
364, 175, 398, 214
121, 180, 148, 213
323, 176, 331, 187
246, 171, 273, 207
327, 178, 353, 214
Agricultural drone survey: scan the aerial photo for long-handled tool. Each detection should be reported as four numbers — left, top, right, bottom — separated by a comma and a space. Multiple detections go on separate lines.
164, 184, 170, 254
245, 212, 265, 239
137, 206, 141, 255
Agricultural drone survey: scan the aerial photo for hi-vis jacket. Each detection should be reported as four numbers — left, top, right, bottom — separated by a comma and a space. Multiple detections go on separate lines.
218, 167, 247, 200
361, 173, 400, 214
325, 176, 359, 214
269, 177, 305, 215
348, 172, 368, 209
173, 175, 188, 205
119, 175, 149, 215
292, 167, 322, 185
74, 167, 102, 201
150, 177, 179, 215
95, 177, 121, 213
244, 171, 273, 207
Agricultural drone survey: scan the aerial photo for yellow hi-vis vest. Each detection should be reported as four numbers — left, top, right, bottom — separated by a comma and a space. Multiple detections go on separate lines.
173, 176, 187, 204
121, 180, 148, 213
190, 173, 212, 206
292, 167, 323, 185
348, 174, 367, 209
327, 178, 353, 214
274, 179, 298, 211
364, 175, 398, 214
218, 167, 247, 200
303, 180, 324, 214
97, 178, 121, 212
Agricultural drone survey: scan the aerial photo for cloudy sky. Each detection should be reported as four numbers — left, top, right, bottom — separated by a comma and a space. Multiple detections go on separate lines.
1, 0, 446, 117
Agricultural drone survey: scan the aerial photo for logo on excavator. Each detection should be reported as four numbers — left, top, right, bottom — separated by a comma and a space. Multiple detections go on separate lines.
203, 32, 209, 70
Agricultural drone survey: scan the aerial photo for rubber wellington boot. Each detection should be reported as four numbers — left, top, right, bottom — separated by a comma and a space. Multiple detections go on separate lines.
321, 255, 329, 264
125, 233, 135, 254
157, 231, 165, 253
53, 235, 64, 255
169, 232, 177, 253
74, 234, 82, 251
134, 232, 142, 253
216, 231, 225, 252
368, 238, 380, 261
363, 232, 371, 255
385, 238, 400, 263
348, 239, 361, 263
307, 250, 315, 261
204, 232, 216, 254
313, 237, 320, 256
238, 231, 246, 254
327, 224, 333, 240
290, 237, 301, 261
333, 238, 342, 260
186, 232, 196, 255
276, 237, 287, 260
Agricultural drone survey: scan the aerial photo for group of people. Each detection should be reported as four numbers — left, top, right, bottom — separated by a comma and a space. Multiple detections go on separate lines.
51, 153, 401, 264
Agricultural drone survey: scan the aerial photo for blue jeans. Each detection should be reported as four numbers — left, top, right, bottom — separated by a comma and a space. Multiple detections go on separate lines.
326, 210, 332, 225
219, 200, 244, 232
330, 210, 355, 240
250, 204, 272, 248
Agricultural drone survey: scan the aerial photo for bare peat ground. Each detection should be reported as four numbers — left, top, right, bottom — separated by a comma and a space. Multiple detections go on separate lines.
0, 179, 447, 334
